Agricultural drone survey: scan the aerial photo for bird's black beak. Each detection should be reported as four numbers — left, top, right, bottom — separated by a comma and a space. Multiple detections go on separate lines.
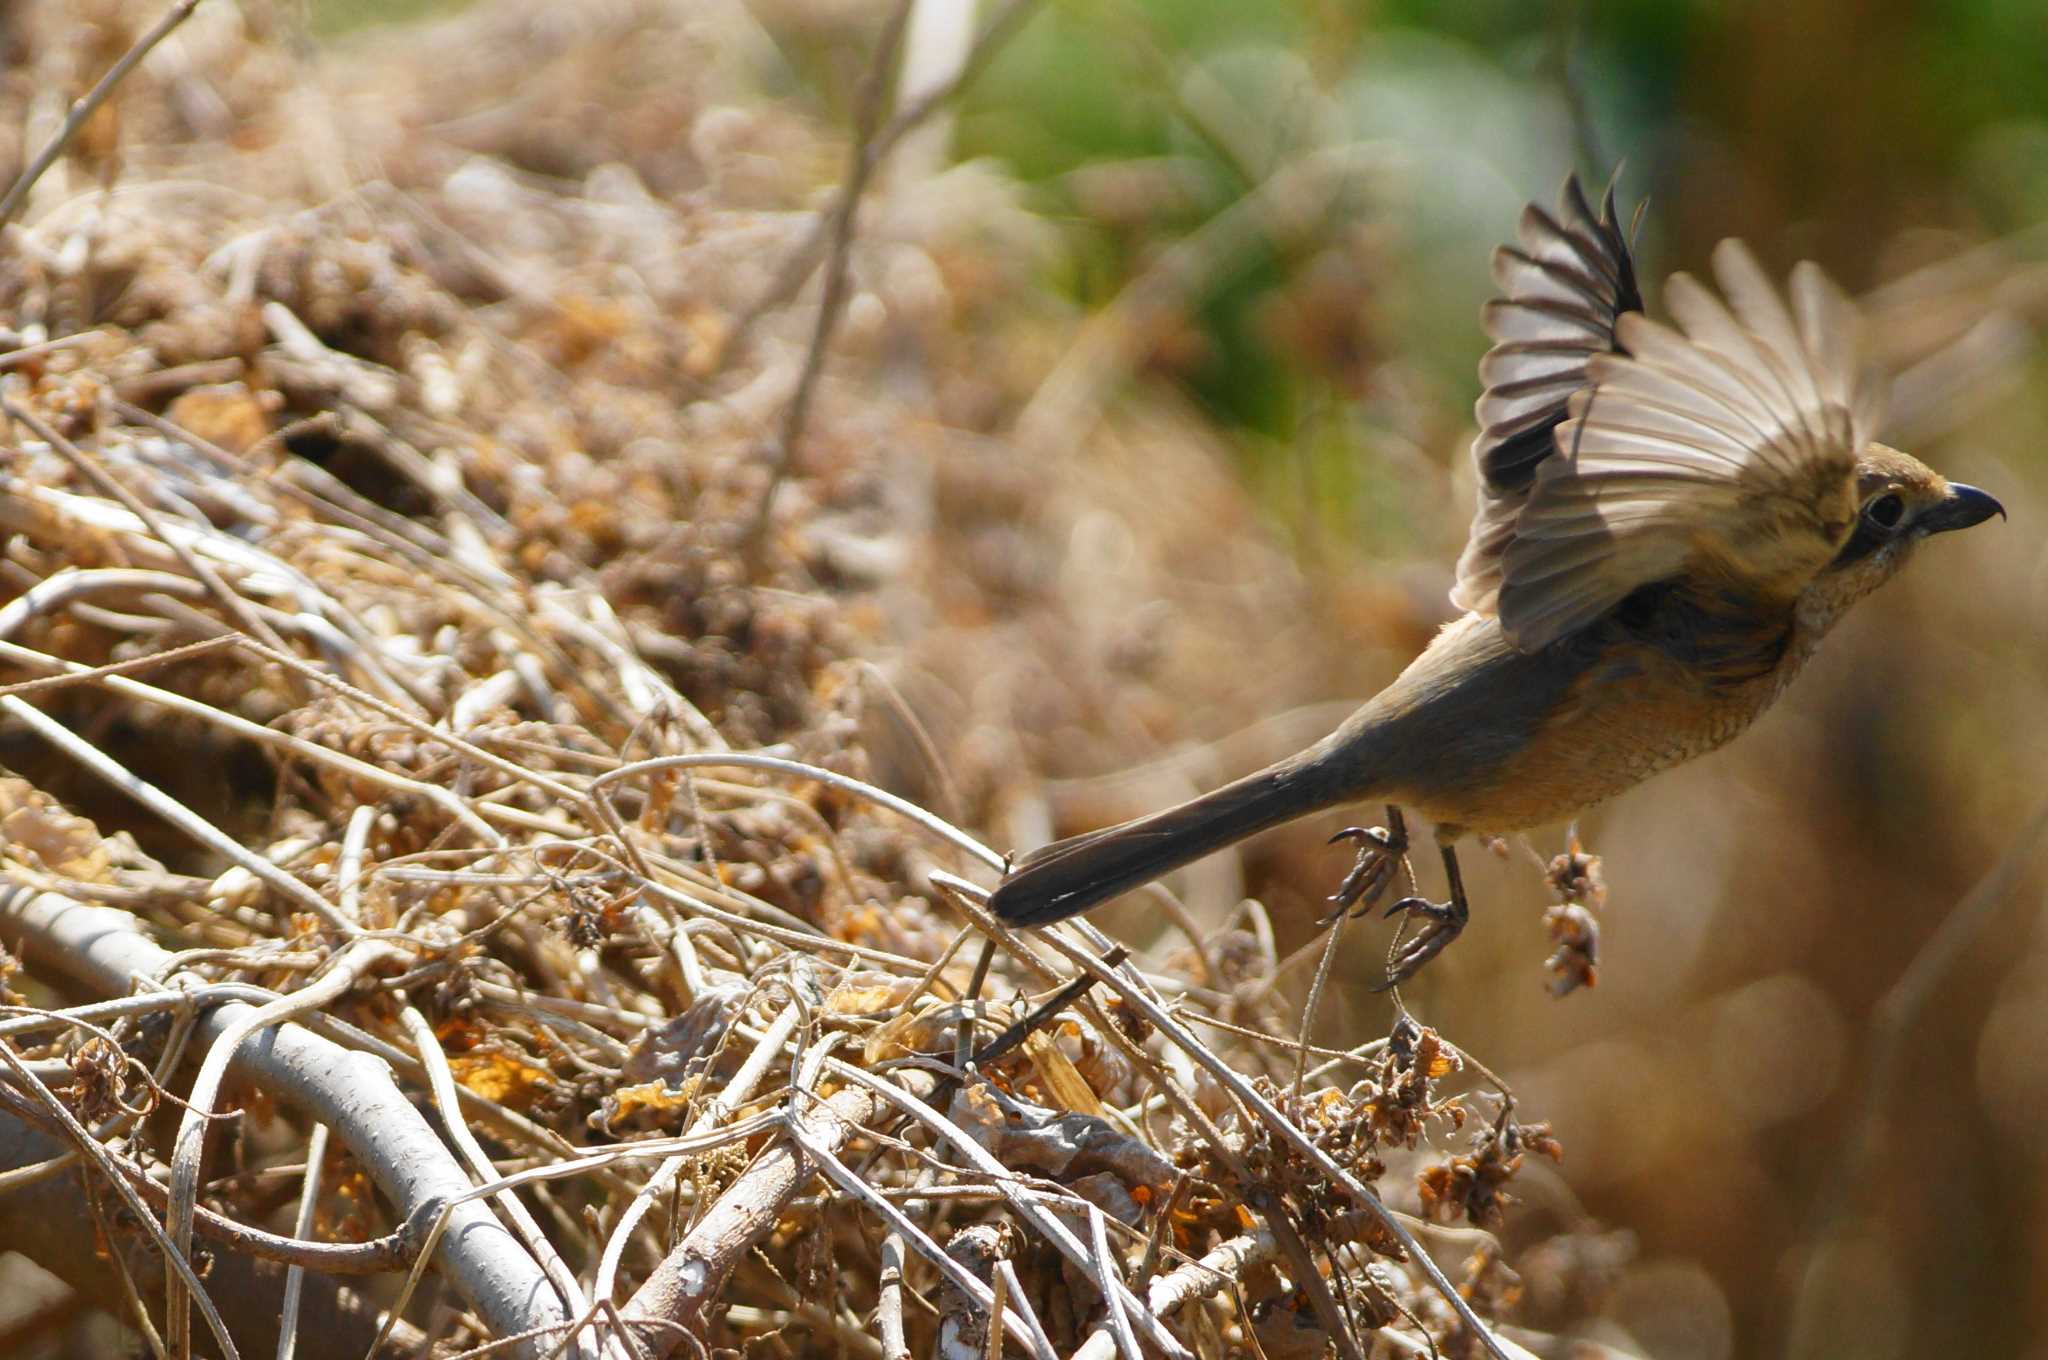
1919, 482, 2006, 535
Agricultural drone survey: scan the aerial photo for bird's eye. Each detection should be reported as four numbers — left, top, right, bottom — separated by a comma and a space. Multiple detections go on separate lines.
1864, 493, 1905, 529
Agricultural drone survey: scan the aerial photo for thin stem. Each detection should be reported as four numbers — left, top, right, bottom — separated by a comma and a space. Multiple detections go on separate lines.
0, 1, 205, 227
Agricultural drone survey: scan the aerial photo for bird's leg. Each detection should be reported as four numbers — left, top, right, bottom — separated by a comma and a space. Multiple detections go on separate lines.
1373, 841, 1471, 990
1320, 806, 1410, 925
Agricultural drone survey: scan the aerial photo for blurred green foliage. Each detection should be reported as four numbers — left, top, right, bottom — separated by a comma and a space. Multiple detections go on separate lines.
940, 0, 2048, 564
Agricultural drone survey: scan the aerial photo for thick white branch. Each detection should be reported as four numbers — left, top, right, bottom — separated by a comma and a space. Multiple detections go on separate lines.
0, 885, 569, 1356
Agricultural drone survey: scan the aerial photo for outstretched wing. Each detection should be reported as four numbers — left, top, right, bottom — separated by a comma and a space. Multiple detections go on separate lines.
1453, 173, 1644, 620
1489, 241, 1884, 650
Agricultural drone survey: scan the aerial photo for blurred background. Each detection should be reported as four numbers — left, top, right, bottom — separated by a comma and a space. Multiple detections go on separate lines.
814, 3, 2048, 1357
876, 3, 2048, 1354
9, 0, 2048, 1356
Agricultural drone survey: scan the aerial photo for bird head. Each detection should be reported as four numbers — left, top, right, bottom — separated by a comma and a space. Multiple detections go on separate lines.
1801, 442, 2003, 628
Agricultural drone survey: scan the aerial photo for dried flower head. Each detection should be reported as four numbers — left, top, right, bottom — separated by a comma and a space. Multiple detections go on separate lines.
1361, 1014, 1468, 1150
1419, 1112, 1563, 1230
1542, 831, 1606, 995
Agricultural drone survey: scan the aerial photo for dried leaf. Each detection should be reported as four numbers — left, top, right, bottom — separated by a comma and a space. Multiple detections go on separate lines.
601, 1078, 701, 1126
1023, 1029, 1105, 1117
0, 779, 112, 883
448, 1051, 553, 1110
825, 972, 917, 1017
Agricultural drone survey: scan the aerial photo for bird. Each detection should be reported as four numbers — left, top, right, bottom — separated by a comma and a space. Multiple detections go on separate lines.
987, 172, 2005, 984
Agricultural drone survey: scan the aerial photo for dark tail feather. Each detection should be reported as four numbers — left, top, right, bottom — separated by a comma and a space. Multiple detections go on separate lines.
987, 757, 1348, 926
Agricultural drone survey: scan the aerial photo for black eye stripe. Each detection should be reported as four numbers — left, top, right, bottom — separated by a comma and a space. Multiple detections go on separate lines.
1831, 519, 1888, 566
1865, 493, 1905, 528
1832, 493, 1909, 568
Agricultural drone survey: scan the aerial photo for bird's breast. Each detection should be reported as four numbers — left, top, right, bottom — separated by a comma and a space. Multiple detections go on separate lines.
1455, 646, 1792, 831
1361, 599, 1812, 837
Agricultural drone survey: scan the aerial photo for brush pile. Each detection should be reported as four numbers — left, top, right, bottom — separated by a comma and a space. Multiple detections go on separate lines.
0, 3, 1623, 1356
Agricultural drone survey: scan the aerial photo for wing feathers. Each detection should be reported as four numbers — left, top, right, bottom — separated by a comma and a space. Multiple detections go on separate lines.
1708, 240, 1829, 419
1468, 174, 1644, 498
1456, 174, 1878, 649
1790, 260, 1885, 434
1489, 243, 1874, 650
1579, 352, 1782, 453
1659, 272, 1818, 450
1454, 171, 1644, 615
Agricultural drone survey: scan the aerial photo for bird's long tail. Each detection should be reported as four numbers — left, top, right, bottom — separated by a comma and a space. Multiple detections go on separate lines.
986, 750, 1356, 926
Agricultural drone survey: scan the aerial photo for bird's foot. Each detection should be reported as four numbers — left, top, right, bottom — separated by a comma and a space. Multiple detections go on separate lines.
1320, 813, 1410, 925
1372, 894, 1468, 991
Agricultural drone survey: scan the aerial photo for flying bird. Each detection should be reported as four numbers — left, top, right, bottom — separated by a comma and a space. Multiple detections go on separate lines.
987, 173, 2005, 983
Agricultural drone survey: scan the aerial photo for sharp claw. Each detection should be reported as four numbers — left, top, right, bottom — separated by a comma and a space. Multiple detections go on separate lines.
1372, 922, 1461, 990
1331, 864, 1366, 904
1328, 824, 1405, 853
1372, 895, 1468, 988
1381, 894, 1433, 922
1332, 861, 1387, 907
1324, 821, 1412, 926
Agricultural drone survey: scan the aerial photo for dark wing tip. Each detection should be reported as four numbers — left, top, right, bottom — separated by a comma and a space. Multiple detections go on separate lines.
1560, 172, 1601, 234
1471, 166, 1645, 496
